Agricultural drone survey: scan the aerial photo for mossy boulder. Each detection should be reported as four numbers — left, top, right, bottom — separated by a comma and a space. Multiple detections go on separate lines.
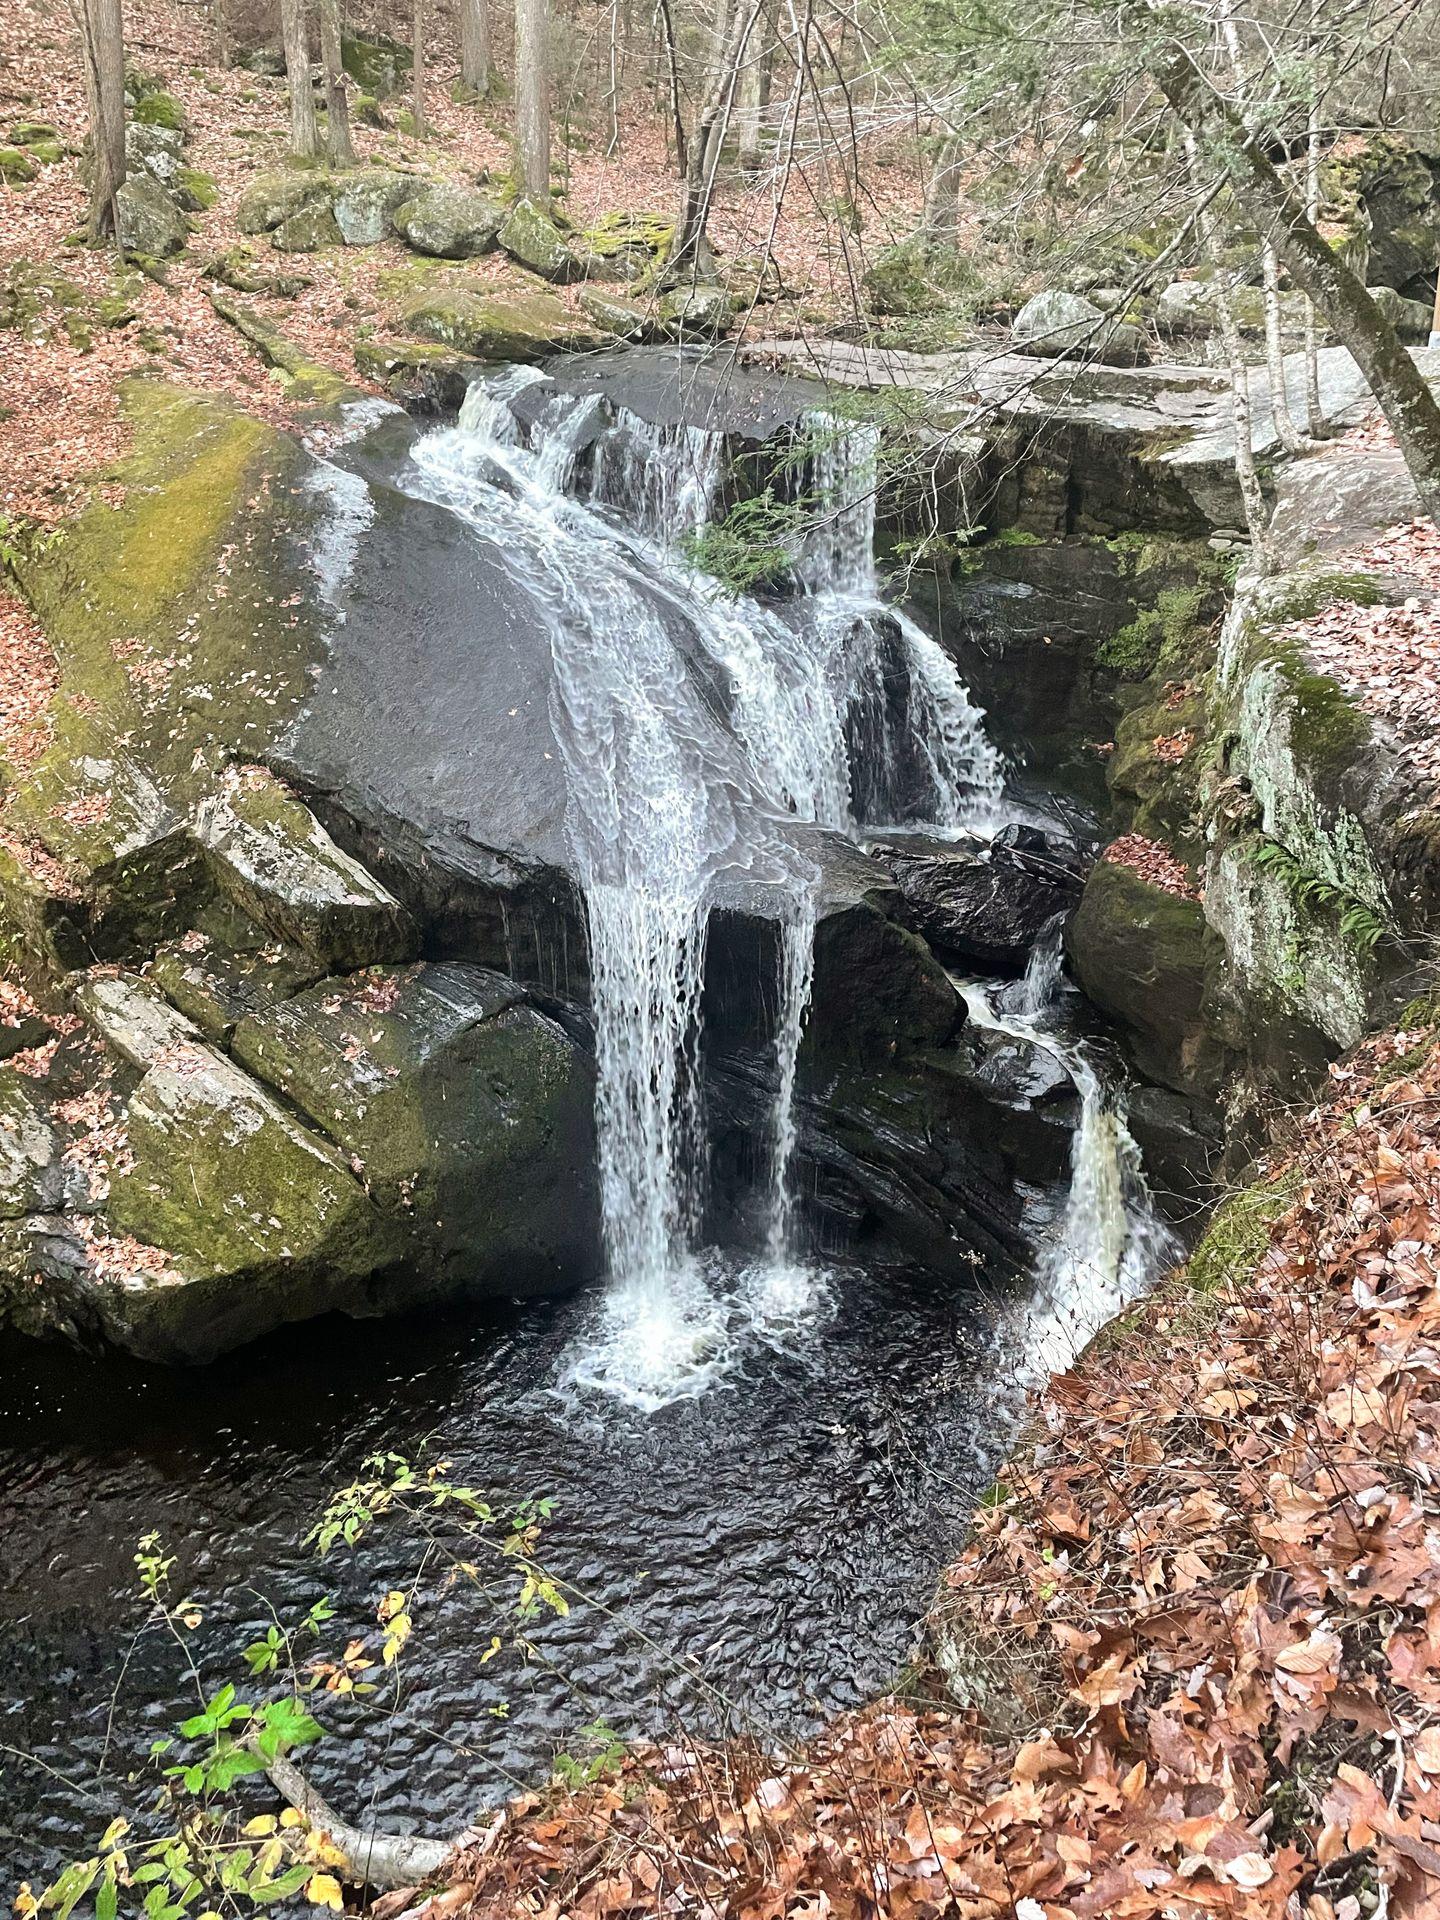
195, 767, 416, 971
0, 148, 38, 183
10, 120, 57, 145
230, 961, 600, 1292
578, 287, 659, 342
173, 166, 218, 212
24, 138, 63, 165
273, 198, 343, 251
104, 1030, 399, 1363
115, 173, 189, 258
132, 89, 187, 133
582, 209, 672, 279
150, 934, 322, 1047
341, 30, 411, 99
656, 282, 731, 338
1066, 857, 1217, 1094
497, 198, 586, 281
392, 183, 505, 258
862, 238, 946, 318
401, 284, 604, 359
236, 169, 331, 235
330, 169, 416, 244
352, 336, 483, 406
1320, 134, 1440, 298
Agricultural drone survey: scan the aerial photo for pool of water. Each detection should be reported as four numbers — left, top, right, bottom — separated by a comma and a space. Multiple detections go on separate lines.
0, 1258, 1021, 1886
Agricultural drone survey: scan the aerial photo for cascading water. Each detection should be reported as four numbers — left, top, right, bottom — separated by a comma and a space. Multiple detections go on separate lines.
957, 927, 1178, 1380
402, 370, 1006, 1407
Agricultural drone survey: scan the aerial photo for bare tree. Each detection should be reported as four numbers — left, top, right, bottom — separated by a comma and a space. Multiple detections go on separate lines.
74, 0, 126, 241
1153, 45, 1440, 524
281, 0, 319, 159
213, 0, 229, 68
318, 0, 355, 164
460, 0, 491, 96
514, 0, 551, 199
668, 0, 764, 279
412, 0, 428, 135
923, 134, 963, 251
656, 0, 688, 172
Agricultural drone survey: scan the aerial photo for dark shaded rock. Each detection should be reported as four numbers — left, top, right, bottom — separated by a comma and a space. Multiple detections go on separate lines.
150, 936, 324, 1046
1066, 858, 1218, 1095
880, 828, 1085, 972
230, 962, 600, 1292
1124, 1083, 1220, 1217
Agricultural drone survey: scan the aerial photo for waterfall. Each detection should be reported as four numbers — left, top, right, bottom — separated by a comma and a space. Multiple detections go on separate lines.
404, 370, 1005, 1407
957, 945, 1177, 1379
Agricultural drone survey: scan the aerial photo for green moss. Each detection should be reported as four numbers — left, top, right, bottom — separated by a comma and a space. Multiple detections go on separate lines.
23, 138, 63, 165
175, 166, 218, 210
583, 208, 673, 260
1267, 570, 1384, 623
0, 148, 37, 184
1099, 586, 1207, 678
133, 90, 186, 132
1276, 650, 1372, 771
1187, 1168, 1301, 1294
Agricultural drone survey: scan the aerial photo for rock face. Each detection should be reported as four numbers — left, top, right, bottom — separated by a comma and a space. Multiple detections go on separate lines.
400, 284, 604, 359
880, 827, 1086, 972
116, 173, 188, 257
237, 168, 419, 249
392, 184, 505, 258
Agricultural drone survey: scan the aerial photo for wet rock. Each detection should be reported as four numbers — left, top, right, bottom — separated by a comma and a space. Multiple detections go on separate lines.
881, 827, 1085, 972
73, 969, 202, 1070
230, 961, 600, 1291
1067, 858, 1216, 1095
0, 1077, 66, 1218
195, 767, 416, 971
392, 183, 505, 258
116, 173, 188, 258
150, 936, 323, 1046
352, 337, 484, 407
104, 1036, 399, 1362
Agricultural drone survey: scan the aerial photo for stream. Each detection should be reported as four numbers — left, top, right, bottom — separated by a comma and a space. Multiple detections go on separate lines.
1, 363, 1172, 1884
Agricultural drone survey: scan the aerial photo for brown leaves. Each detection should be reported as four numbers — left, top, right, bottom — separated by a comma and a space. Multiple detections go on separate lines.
1103, 833, 1202, 900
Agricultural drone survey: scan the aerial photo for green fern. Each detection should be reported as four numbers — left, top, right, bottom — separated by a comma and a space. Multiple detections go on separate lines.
1246, 839, 1390, 953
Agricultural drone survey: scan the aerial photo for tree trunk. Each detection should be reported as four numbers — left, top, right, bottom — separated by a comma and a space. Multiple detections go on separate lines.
317, 0, 354, 164
1304, 67, 1325, 433
251, 1743, 457, 1894
668, 0, 761, 279
735, 1, 766, 172
213, 0, 229, 68
281, 0, 319, 159
1154, 49, 1440, 524
78, 0, 126, 241
656, 0, 687, 173
411, 0, 427, 136
514, 0, 551, 199
1260, 241, 1305, 453
460, 0, 491, 95
923, 136, 962, 252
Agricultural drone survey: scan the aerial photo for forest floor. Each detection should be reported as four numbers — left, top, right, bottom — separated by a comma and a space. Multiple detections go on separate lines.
0, 0, 927, 525
385, 1006, 1440, 1920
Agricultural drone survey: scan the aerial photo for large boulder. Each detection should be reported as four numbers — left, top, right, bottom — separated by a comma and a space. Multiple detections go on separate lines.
401, 284, 605, 359
1012, 289, 1104, 357
229, 962, 600, 1292
1066, 857, 1216, 1094
236, 169, 331, 235
194, 766, 417, 971
116, 173, 188, 258
882, 826, 1085, 972
497, 199, 588, 282
392, 183, 506, 258
330, 169, 417, 245
657, 283, 731, 338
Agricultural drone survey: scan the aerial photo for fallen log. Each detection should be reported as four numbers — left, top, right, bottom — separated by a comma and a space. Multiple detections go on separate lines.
253, 1742, 458, 1893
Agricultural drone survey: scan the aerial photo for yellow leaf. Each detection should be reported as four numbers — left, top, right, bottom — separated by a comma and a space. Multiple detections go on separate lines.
14, 1883, 39, 1919
480, 1635, 502, 1665
377, 1590, 406, 1624
99, 1817, 131, 1851
242, 1815, 278, 1838
279, 1807, 307, 1830
306, 1873, 344, 1911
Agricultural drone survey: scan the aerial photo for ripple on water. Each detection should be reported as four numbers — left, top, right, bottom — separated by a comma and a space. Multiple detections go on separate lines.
0, 1261, 1015, 1884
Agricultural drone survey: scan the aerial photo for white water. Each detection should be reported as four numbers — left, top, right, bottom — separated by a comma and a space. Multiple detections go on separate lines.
958, 929, 1177, 1380
403, 372, 1004, 1407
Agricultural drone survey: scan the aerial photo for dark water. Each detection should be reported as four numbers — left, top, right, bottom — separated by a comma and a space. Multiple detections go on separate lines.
0, 1261, 1017, 1887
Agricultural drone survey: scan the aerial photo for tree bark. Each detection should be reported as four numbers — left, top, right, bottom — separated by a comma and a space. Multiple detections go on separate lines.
460, 0, 491, 95
280, 0, 319, 159
252, 1743, 456, 1894
656, 0, 687, 174
514, 0, 551, 199
77, 0, 126, 241
1260, 241, 1305, 454
668, 0, 762, 279
735, 0, 767, 172
923, 135, 963, 252
411, 0, 427, 136
1304, 71, 1325, 433
213, 0, 229, 68
1154, 49, 1440, 524
317, 0, 354, 165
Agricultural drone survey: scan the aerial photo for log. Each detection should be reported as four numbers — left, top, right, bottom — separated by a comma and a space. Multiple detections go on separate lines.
254, 1742, 457, 1893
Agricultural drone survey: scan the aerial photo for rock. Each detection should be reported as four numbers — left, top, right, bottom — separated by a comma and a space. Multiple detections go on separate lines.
1012, 289, 1104, 357
578, 287, 659, 342
881, 828, 1082, 972
236, 168, 331, 235
861, 238, 947, 318
125, 119, 184, 189
10, 120, 58, 144
392, 183, 505, 258
1066, 858, 1216, 1094
582, 209, 673, 278
1367, 283, 1434, 340
0, 1078, 66, 1219
195, 767, 417, 971
352, 337, 483, 407
104, 1035, 398, 1362
497, 198, 586, 282
657, 283, 731, 338
330, 169, 416, 245
73, 969, 202, 1071
173, 167, 218, 213
0, 148, 37, 183
132, 89, 186, 133
273, 198, 343, 251
150, 937, 324, 1046
401, 285, 604, 359
230, 961, 600, 1291
341, 30, 411, 98
115, 173, 188, 258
